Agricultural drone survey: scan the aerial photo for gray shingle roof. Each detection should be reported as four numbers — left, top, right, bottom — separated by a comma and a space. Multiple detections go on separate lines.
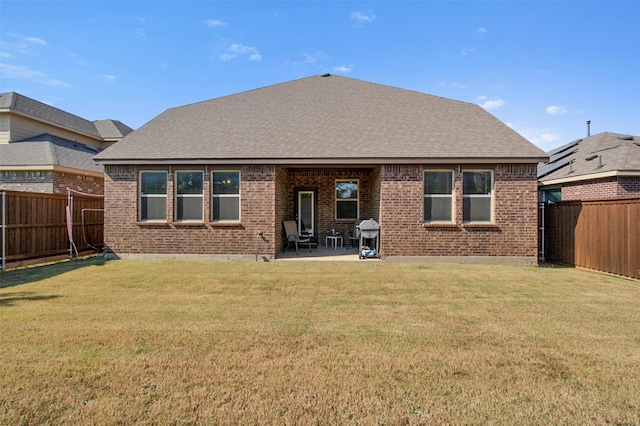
93, 119, 134, 140
0, 134, 103, 173
0, 92, 133, 141
538, 132, 640, 183
95, 75, 547, 164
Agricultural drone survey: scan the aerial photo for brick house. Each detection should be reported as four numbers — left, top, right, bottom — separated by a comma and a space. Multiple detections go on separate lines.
94, 75, 547, 263
538, 132, 640, 201
0, 92, 133, 194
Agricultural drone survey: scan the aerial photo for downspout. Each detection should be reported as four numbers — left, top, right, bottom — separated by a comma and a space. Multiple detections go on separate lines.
1, 191, 5, 272
539, 191, 545, 263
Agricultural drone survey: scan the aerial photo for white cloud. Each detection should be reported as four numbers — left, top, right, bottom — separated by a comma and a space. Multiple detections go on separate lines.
219, 53, 236, 61
546, 105, 568, 115
477, 27, 487, 34
334, 65, 353, 73
460, 48, 476, 56
204, 19, 228, 28
303, 51, 327, 64
351, 11, 376, 25
517, 128, 562, 150
0, 62, 45, 79
1, 34, 48, 56
0, 62, 70, 87
478, 97, 505, 110
100, 74, 117, 82
220, 43, 262, 62
25, 36, 47, 46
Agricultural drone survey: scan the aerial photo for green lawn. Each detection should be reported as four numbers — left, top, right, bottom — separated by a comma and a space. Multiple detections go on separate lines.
1, 258, 638, 425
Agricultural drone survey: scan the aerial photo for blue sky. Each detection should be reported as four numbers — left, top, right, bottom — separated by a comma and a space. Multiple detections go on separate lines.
1, 1, 638, 152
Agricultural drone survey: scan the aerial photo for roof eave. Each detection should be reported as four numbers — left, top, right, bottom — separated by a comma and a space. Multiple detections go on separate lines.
539, 169, 640, 186
0, 164, 103, 178
94, 156, 548, 166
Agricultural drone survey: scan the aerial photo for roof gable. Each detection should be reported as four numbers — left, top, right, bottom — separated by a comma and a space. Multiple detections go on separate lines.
95, 75, 547, 164
0, 92, 133, 142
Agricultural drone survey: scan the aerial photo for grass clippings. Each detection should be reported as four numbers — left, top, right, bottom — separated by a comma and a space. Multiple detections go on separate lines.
1, 258, 639, 424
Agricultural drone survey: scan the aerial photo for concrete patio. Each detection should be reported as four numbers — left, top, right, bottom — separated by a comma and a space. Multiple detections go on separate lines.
275, 243, 379, 261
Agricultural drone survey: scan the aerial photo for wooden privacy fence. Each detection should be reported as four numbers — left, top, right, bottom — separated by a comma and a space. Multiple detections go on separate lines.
1, 191, 104, 270
542, 197, 640, 279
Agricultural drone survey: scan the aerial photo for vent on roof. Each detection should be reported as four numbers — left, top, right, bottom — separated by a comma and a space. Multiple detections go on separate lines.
585, 154, 598, 161
321, 73, 331, 77
617, 134, 633, 141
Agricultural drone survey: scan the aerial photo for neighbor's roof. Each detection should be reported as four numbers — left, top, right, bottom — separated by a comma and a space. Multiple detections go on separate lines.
538, 132, 640, 185
0, 134, 103, 174
94, 74, 547, 165
0, 92, 133, 142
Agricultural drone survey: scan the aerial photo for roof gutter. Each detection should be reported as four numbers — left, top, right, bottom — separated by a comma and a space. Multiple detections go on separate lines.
539, 169, 640, 186
94, 156, 549, 166
0, 164, 104, 178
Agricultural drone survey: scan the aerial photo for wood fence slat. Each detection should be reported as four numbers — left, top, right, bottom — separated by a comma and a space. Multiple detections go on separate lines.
1, 191, 104, 269
544, 197, 640, 279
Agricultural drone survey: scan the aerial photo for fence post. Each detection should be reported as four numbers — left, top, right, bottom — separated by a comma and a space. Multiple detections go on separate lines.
1, 191, 5, 272
68, 195, 73, 259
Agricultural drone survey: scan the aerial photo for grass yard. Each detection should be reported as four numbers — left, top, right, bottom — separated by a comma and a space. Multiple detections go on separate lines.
0, 258, 639, 425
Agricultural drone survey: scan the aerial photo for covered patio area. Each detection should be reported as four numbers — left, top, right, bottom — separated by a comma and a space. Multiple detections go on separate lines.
276, 242, 377, 261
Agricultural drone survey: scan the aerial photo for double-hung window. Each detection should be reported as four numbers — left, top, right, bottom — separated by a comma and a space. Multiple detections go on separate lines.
336, 180, 358, 220
424, 171, 454, 223
175, 171, 204, 221
139, 171, 167, 221
212, 171, 240, 222
462, 171, 493, 223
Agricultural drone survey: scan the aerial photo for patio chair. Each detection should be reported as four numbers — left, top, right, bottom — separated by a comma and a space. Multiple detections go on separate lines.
346, 222, 361, 248
283, 220, 312, 254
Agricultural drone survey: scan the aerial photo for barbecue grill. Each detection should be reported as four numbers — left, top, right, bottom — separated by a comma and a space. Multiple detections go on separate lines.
357, 218, 380, 259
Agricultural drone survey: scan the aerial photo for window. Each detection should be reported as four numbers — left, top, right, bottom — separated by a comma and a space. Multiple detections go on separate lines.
175, 171, 204, 221
212, 171, 240, 222
424, 171, 454, 222
139, 171, 167, 221
462, 171, 493, 222
336, 180, 358, 220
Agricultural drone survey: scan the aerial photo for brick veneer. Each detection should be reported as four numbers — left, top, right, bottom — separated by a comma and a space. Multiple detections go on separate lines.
561, 176, 640, 200
0, 171, 103, 195
379, 164, 539, 259
103, 165, 277, 257
104, 163, 540, 262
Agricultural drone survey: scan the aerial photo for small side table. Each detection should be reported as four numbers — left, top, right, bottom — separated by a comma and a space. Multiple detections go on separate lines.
326, 235, 343, 250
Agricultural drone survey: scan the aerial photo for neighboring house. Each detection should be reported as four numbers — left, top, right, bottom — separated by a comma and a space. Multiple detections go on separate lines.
538, 132, 640, 201
94, 74, 547, 263
0, 92, 133, 194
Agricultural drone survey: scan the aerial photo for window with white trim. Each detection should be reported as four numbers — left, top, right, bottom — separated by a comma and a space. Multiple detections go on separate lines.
211, 171, 240, 222
139, 171, 167, 221
462, 171, 493, 222
424, 170, 454, 222
175, 171, 204, 221
336, 180, 358, 220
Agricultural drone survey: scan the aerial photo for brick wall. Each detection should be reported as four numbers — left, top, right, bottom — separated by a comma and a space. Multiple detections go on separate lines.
379, 164, 539, 259
288, 168, 375, 239
0, 170, 103, 194
103, 165, 277, 257
561, 176, 640, 200
53, 171, 104, 195
104, 162, 540, 261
